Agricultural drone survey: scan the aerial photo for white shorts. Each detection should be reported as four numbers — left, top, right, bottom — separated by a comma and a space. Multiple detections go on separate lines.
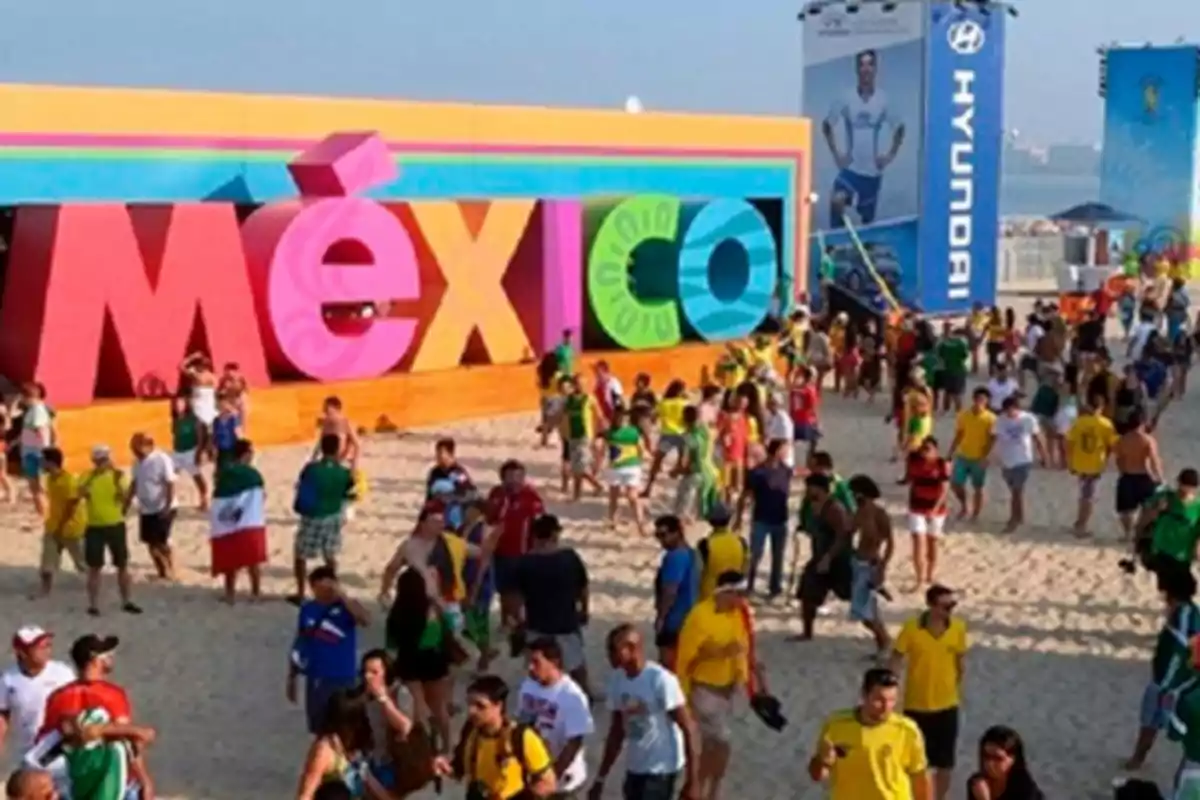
908, 513, 946, 537
608, 465, 644, 488
172, 449, 200, 476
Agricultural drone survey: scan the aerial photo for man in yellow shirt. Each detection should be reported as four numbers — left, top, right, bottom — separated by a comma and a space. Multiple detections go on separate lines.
675, 571, 760, 800
809, 667, 931, 800
888, 585, 967, 800
438, 674, 557, 798
1066, 398, 1119, 537
37, 447, 87, 598
78, 444, 141, 616
947, 388, 996, 521
696, 504, 748, 599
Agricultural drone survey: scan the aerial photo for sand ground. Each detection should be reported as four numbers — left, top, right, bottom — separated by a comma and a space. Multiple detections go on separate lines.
0, 310, 1192, 798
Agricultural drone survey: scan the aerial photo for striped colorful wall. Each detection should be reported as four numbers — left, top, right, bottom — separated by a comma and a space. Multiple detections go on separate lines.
0, 83, 812, 406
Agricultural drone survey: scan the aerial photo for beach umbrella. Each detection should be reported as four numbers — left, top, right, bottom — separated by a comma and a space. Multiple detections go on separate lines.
1049, 201, 1143, 227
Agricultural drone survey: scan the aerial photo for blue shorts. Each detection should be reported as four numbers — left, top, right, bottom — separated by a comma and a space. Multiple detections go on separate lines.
793, 423, 822, 443
951, 457, 987, 489
1001, 464, 1032, 490
1140, 681, 1169, 730
849, 557, 879, 622
832, 169, 882, 225
21, 451, 43, 480
304, 675, 356, 734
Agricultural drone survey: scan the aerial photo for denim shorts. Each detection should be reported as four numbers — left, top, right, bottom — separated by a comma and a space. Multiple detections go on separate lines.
1001, 463, 1032, 490
21, 451, 42, 480
849, 557, 879, 622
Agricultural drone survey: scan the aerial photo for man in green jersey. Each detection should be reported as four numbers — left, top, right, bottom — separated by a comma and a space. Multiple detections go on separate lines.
673, 405, 718, 523
1137, 469, 1200, 579
935, 322, 971, 413
560, 376, 603, 501
1126, 564, 1200, 770
553, 328, 575, 376
605, 406, 647, 534
793, 451, 856, 606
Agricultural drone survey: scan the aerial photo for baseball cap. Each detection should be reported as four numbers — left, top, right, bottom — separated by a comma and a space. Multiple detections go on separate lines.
69, 634, 119, 669
12, 625, 51, 650
90, 444, 112, 462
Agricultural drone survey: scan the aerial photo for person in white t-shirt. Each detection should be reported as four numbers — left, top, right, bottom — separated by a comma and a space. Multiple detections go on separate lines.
517, 637, 595, 796
986, 363, 1020, 412
763, 393, 796, 470
17, 383, 54, 517
0, 626, 75, 758
822, 48, 906, 229
128, 433, 178, 581
992, 396, 1047, 533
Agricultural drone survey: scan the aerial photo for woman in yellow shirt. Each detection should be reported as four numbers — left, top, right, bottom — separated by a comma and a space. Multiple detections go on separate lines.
643, 380, 689, 495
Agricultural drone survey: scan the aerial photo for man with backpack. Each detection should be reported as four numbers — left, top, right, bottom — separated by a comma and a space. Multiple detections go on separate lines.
434, 674, 557, 799
290, 434, 356, 606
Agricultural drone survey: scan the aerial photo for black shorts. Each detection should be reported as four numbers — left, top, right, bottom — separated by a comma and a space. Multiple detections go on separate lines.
907, 707, 959, 769
84, 524, 130, 570
139, 510, 176, 547
941, 373, 966, 397
797, 556, 852, 605
560, 437, 570, 464
623, 772, 678, 800
1116, 474, 1159, 514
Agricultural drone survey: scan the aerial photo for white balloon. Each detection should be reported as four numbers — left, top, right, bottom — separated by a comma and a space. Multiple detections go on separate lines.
624, 95, 644, 114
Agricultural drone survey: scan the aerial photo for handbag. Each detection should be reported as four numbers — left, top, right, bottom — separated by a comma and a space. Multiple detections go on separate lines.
385, 720, 438, 796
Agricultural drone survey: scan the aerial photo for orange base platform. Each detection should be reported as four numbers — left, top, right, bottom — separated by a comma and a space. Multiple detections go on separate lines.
54, 344, 729, 467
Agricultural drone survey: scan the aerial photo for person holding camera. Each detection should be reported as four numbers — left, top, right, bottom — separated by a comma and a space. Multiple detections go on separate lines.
808, 667, 931, 800
434, 675, 557, 799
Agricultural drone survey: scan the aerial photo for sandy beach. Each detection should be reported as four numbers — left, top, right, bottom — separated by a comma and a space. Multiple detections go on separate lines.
0, 335, 1194, 798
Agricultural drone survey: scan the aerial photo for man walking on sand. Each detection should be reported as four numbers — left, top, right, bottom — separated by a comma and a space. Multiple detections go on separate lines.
1113, 409, 1164, 543
890, 585, 967, 800
947, 388, 995, 521
77, 446, 141, 617
809, 667, 930, 800
847, 475, 893, 659
794, 474, 854, 642
290, 434, 356, 605
1066, 397, 1119, 537
485, 460, 546, 639
35, 449, 87, 600
991, 395, 1047, 533
735, 440, 792, 601
126, 433, 177, 581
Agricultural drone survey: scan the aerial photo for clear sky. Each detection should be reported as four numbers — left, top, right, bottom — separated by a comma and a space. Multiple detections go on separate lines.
2, 0, 1198, 145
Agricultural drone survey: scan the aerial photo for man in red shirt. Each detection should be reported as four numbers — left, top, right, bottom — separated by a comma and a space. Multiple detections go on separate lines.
35, 635, 155, 796
485, 460, 545, 640
790, 365, 822, 466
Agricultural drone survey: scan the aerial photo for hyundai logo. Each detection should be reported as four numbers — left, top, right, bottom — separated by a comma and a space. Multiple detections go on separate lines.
947, 20, 986, 55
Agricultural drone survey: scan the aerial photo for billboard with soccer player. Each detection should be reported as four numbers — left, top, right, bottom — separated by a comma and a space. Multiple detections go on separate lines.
803, 1, 925, 311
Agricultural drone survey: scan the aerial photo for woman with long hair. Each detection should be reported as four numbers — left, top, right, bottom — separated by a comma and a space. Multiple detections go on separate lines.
296, 689, 400, 799
385, 568, 454, 756
967, 725, 1043, 800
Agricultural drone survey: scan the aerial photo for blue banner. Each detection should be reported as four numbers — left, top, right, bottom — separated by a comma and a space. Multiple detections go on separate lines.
919, 4, 1005, 315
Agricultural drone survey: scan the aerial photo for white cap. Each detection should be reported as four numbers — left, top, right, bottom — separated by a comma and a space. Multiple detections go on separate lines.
91, 444, 111, 462
13, 625, 51, 649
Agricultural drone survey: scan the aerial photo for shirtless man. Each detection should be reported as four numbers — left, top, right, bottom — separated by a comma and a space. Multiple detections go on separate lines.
847, 474, 894, 658
794, 474, 854, 642
1113, 409, 1164, 541
317, 396, 362, 465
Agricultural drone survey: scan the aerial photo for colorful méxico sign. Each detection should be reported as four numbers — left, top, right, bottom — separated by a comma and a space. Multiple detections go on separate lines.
0, 84, 812, 406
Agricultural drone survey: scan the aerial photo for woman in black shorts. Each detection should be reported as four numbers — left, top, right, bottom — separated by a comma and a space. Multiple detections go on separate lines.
386, 567, 453, 752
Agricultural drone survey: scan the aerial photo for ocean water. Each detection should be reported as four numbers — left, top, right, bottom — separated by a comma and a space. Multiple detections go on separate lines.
1001, 174, 1100, 218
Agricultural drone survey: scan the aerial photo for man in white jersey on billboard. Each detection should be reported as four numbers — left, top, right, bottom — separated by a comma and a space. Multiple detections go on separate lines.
822, 48, 906, 229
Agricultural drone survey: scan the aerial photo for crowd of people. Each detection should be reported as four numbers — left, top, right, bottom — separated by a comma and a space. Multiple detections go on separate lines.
1, 274, 1199, 799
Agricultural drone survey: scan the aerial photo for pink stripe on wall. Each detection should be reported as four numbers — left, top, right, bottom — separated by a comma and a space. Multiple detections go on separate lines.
541, 200, 582, 353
